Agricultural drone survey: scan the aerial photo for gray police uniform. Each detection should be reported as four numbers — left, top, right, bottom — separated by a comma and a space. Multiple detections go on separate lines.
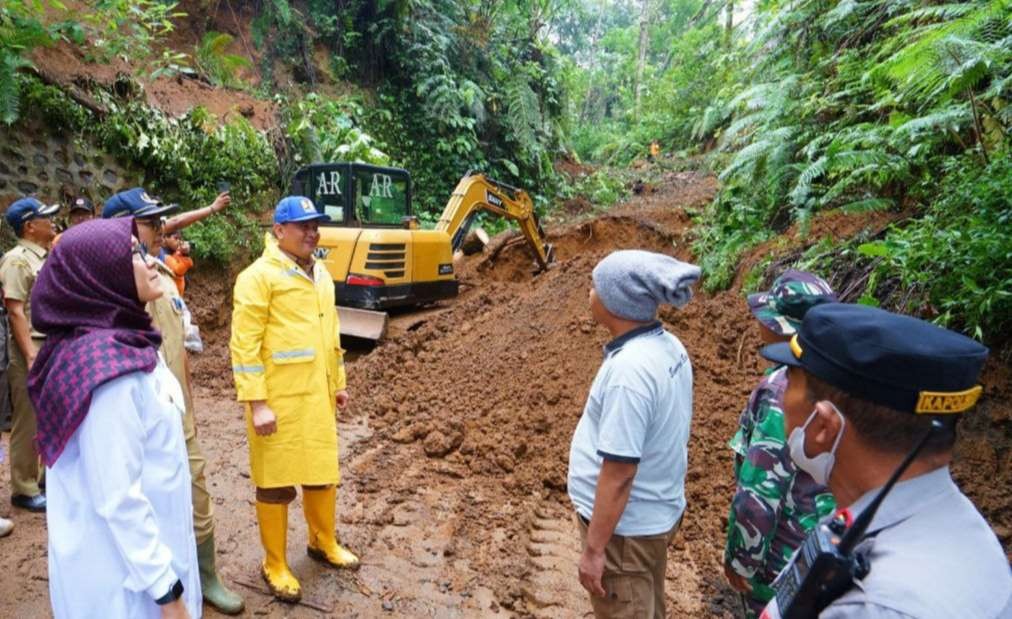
820, 466, 1012, 619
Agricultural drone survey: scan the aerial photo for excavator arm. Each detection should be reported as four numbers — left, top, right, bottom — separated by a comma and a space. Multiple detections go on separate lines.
435, 173, 555, 271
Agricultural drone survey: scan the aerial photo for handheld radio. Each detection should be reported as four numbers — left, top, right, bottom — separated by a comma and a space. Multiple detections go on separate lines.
768, 420, 942, 619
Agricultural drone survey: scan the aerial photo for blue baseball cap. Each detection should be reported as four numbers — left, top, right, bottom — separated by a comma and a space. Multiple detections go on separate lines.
5, 197, 60, 234
762, 303, 988, 415
101, 187, 179, 219
274, 196, 330, 224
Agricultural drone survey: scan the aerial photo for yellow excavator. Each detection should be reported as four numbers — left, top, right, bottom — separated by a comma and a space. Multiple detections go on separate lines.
290, 163, 554, 339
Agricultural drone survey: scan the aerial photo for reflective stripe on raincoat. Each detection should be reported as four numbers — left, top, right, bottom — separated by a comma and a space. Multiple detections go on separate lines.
230, 235, 346, 487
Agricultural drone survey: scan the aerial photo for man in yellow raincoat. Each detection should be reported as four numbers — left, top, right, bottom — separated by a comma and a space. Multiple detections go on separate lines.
230, 195, 359, 602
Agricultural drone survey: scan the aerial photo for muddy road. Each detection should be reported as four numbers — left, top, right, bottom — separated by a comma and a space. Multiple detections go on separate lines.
1, 170, 1008, 617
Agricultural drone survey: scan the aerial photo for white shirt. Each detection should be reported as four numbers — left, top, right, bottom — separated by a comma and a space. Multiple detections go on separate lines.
46, 360, 201, 618
568, 322, 693, 536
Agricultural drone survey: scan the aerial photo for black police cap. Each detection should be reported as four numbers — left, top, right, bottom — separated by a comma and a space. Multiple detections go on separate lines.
761, 303, 988, 415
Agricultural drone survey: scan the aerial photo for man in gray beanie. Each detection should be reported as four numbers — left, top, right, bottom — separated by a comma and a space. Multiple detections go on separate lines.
568, 250, 701, 619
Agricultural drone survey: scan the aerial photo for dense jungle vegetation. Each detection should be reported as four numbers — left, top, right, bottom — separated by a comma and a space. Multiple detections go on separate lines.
1, 0, 1010, 345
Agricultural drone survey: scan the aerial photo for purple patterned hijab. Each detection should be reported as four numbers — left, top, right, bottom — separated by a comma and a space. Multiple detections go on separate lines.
28, 218, 162, 466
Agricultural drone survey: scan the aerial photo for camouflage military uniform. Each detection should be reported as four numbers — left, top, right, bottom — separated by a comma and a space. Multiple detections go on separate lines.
725, 365, 837, 617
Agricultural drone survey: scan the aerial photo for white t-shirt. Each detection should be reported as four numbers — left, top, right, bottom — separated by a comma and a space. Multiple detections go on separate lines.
567, 322, 693, 536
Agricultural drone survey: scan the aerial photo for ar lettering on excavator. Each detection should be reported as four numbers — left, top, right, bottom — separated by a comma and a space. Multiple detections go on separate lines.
318, 171, 342, 195
369, 173, 394, 199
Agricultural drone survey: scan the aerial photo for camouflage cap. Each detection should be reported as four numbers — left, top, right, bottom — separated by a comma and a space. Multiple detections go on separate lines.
747, 269, 837, 336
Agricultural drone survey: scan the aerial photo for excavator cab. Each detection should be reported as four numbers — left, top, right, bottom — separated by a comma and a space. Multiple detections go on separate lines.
290, 163, 553, 340
292, 163, 415, 229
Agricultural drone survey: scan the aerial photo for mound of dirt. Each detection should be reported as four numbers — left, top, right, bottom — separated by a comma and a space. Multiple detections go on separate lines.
68, 168, 1004, 619
343, 174, 753, 614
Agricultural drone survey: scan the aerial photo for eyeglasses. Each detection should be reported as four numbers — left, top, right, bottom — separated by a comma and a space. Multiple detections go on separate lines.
136, 217, 164, 230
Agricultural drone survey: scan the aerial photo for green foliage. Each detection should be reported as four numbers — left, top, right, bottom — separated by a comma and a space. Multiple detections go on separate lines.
17, 75, 91, 131
74, 0, 193, 79
860, 156, 1012, 343
566, 169, 628, 209
195, 31, 252, 88
1, 1, 195, 125
557, 0, 719, 164
94, 100, 279, 262
282, 93, 390, 179
0, 52, 32, 124
80, 1, 186, 65
1, 1, 62, 124
687, 0, 1011, 342
259, 0, 571, 218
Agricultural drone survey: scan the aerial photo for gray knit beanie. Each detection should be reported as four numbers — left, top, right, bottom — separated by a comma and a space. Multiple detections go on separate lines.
592, 250, 701, 321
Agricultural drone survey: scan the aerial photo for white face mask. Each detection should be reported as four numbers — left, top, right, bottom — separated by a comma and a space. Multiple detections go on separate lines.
787, 402, 846, 486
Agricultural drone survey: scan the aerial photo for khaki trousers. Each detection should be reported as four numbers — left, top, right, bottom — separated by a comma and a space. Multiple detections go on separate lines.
578, 514, 681, 619
182, 403, 214, 544
7, 337, 43, 497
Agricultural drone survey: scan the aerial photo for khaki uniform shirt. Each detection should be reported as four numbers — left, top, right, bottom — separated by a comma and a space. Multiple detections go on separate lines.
146, 259, 192, 414
0, 239, 48, 339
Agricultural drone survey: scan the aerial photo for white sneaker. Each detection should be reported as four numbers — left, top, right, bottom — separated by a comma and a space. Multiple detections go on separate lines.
0, 516, 13, 537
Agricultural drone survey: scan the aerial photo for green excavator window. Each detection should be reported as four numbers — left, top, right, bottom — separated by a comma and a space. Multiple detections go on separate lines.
353, 168, 409, 226
292, 163, 412, 227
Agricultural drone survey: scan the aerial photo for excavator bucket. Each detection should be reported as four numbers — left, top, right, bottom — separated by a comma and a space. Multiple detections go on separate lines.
538, 243, 557, 272
337, 306, 389, 341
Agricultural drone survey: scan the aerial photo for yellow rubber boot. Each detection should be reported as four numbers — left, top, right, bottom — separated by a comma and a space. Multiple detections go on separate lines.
302, 486, 360, 570
254, 501, 301, 602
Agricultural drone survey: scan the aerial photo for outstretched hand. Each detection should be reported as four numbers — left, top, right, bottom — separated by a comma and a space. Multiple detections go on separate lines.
210, 192, 231, 213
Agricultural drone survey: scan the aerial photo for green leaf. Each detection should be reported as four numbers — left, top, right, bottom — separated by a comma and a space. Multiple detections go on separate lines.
857, 242, 891, 258
499, 159, 519, 176
857, 294, 881, 307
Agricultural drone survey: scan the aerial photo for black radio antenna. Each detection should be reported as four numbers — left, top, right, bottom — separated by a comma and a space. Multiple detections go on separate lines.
837, 419, 943, 555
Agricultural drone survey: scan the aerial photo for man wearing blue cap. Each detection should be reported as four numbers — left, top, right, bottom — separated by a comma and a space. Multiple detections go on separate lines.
759, 304, 1012, 618
1, 197, 59, 514
230, 196, 358, 603
102, 186, 245, 614
103, 186, 230, 231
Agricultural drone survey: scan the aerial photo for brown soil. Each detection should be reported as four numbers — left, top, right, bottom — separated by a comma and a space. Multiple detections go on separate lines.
27, 0, 278, 132
0, 172, 1008, 618
733, 207, 910, 292
554, 157, 595, 181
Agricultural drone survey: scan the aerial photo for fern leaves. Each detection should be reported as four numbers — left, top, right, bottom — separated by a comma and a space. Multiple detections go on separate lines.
196, 31, 252, 88
506, 77, 543, 161
0, 51, 29, 124
709, 0, 1010, 242
872, 0, 1012, 109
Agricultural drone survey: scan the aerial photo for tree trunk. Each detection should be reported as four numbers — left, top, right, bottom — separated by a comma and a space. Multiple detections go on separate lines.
634, 0, 652, 121
725, 0, 734, 48
579, 0, 608, 123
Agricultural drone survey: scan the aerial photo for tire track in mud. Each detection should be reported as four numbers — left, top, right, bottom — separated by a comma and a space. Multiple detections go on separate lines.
342, 170, 741, 617
519, 506, 587, 617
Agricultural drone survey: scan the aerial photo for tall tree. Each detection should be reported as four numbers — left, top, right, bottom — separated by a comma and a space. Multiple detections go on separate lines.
724, 0, 733, 48
634, 0, 652, 119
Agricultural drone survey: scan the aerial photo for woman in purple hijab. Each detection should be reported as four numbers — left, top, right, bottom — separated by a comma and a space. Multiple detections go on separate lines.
27, 218, 201, 619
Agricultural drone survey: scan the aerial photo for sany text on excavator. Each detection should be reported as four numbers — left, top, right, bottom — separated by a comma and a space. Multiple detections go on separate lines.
290, 163, 555, 340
